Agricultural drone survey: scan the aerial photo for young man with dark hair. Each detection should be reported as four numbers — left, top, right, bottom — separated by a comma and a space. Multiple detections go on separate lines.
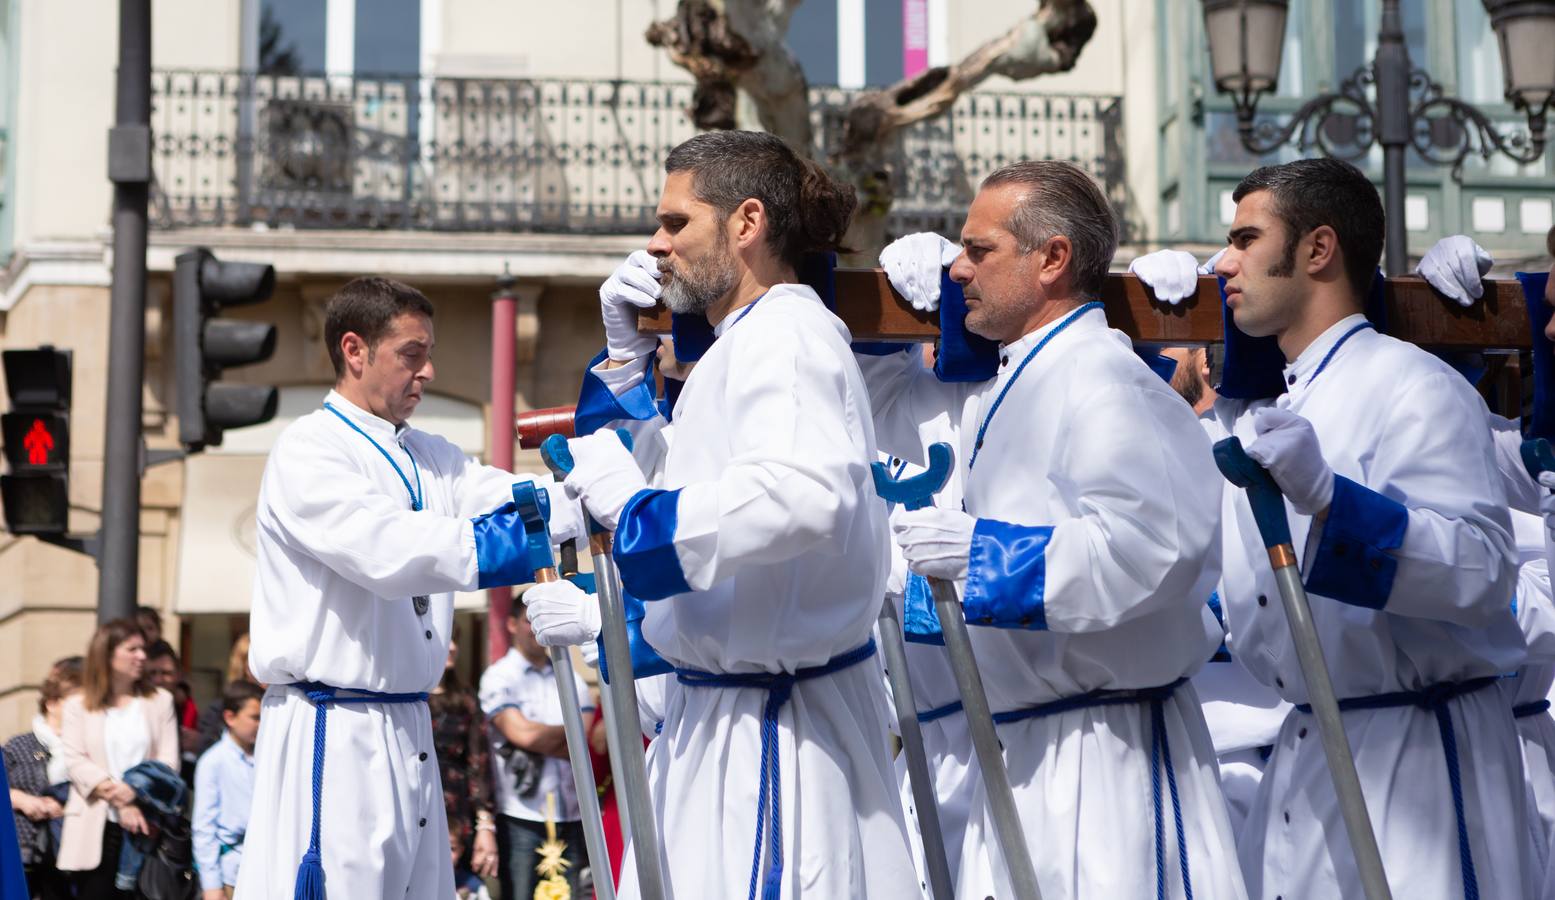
193, 680, 264, 899
1205, 158, 1526, 899
235, 276, 580, 899
524, 130, 920, 898
869, 160, 1243, 899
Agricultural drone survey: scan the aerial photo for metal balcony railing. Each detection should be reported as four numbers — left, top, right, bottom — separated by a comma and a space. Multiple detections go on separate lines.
149, 71, 1124, 238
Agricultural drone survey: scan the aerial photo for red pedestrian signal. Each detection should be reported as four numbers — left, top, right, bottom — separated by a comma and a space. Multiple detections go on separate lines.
2, 412, 68, 472
2, 347, 72, 536
23, 419, 54, 465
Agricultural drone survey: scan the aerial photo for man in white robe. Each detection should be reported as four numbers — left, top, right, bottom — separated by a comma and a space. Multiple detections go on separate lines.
865, 160, 1246, 899
523, 130, 920, 900
237, 277, 578, 899
1202, 158, 1529, 899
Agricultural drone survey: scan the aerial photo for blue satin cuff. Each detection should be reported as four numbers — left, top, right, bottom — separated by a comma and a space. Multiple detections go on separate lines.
934, 272, 1001, 383
963, 518, 1052, 630
902, 573, 945, 645
597, 586, 674, 684
1304, 475, 1407, 610
575, 348, 660, 436
614, 488, 692, 601
472, 503, 531, 589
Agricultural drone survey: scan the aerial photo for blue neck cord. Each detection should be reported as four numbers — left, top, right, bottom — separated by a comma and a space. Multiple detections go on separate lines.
323, 402, 424, 511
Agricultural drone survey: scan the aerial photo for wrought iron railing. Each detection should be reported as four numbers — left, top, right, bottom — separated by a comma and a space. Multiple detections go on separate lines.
150, 71, 1123, 238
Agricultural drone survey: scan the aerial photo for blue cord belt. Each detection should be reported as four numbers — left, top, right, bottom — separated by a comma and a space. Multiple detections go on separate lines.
993, 678, 1193, 900
288, 681, 430, 900
674, 639, 877, 900
916, 699, 963, 724
1514, 699, 1551, 719
1295, 675, 1501, 900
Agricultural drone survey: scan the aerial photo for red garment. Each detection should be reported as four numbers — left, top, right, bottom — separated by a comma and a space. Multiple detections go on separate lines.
587, 706, 624, 894
178, 695, 199, 730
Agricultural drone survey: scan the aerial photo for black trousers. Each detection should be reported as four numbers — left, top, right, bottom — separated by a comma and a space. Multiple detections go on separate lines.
67, 822, 137, 899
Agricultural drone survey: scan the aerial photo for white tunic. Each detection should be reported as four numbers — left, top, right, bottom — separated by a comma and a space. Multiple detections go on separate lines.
237, 389, 576, 900
859, 304, 1246, 900
585, 283, 920, 899
1208, 315, 1531, 900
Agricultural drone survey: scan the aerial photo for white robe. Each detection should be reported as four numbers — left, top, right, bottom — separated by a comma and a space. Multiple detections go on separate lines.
859, 305, 1246, 900
584, 283, 920, 900
237, 389, 576, 900
1208, 315, 1531, 900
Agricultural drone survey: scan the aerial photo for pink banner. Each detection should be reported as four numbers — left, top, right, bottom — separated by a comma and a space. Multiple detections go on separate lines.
903, 0, 929, 77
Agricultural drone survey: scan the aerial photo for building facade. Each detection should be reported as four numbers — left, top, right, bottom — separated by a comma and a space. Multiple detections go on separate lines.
0, 0, 1546, 734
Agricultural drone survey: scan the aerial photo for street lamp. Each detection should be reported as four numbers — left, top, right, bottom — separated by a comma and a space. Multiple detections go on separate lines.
1201, 0, 1554, 275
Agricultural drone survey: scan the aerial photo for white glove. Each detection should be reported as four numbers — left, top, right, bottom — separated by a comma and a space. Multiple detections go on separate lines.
601, 250, 663, 361
562, 431, 648, 530
1417, 235, 1492, 307
1128, 250, 1200, 305
1201, 248, 1226, 276
1538, 472, 1555, 541
580, 636, 600, 668
1245, 406, 1336, 516
524, 579, 602, 647
879, 233, 961, 312
883, 510, 910, 598
892, 506, 976, 582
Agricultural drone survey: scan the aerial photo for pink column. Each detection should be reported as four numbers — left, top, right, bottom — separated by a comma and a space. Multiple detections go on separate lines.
903, 0, 929, 77
487, 272, 518, 663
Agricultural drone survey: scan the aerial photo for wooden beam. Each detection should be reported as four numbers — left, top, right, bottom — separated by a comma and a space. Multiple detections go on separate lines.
638, 270, 1537, 350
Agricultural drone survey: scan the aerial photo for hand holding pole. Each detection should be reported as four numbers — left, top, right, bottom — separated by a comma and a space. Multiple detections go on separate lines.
1213, 437, 1392, 900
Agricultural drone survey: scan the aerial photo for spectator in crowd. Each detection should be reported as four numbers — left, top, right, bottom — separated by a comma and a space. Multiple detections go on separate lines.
449, 819, 494, 900
144, 640, 202, 781
479, 594, 593, 900
57, 618, 180, 897
192, 680, 263, 900
430, 637, 498, 886
4, 656, 83, 900
196, 634, 260, 754
133, 607, 162, 647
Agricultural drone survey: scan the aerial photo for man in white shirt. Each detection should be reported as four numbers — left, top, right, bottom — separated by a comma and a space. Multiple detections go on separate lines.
479, 598, 594, 900
1204, 158, 1528, 899
524, 130, 920, 899
237, 277, 579, 900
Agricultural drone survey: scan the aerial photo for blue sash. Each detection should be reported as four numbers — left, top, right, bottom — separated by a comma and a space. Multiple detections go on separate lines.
288, 682, 430, 900
673, 640, 877, 900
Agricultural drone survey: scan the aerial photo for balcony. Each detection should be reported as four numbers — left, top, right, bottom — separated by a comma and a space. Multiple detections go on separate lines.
150, 71, 1124, 239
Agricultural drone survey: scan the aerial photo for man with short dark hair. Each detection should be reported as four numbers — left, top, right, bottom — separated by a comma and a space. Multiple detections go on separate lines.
868, 160, 1244, 899
525, 130, 921, 899
1207, 158, 1527, 899
235, 276, 579, 899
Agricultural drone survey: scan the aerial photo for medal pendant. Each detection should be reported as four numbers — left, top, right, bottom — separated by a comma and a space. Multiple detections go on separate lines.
413, 595, 430, 616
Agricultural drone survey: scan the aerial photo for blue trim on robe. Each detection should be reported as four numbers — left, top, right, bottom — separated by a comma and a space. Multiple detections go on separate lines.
613, 488, 693, 600
671, 313, 717, 362
1303, 475, 1408, 610
934, 271, 1001, 382
597, 586, 675, 683
1520, 272, 1555, 442
575, 348, 660, 436
472, 502, 532, 589
0, 752, 30, 900
962, 518, 1053, 630
902, 573, 945, 645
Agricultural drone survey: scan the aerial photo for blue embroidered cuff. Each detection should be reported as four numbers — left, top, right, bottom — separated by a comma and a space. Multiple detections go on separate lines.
1304, 475, 1407, 610
902, 574, 945, 645
575, 348, 660, 436
598, 586, 674, 684
614, 488, 693, 601
963, 518, 1053, 630
472, 504, 531, 589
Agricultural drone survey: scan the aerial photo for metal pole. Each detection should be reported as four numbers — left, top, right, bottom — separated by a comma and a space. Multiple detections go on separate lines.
1213, 438, 1392, 900
877, 598, 956, 900
98, 0, 152, 623
590, 534, 670, 900
488, 272, 517, 662
1375, 0, 1411, 277
930, 577, 1043, 900
545, 639, 617, 900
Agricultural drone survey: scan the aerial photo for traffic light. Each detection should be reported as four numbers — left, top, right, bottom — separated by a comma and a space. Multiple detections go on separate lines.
1, 347, 72, 535
173, 247, 279, 451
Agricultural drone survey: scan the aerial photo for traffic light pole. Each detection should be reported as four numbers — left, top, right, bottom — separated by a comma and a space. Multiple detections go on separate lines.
99, 0, 152, 623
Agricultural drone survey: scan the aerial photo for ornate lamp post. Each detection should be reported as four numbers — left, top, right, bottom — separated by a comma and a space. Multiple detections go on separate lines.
1201, 0, 1554, 274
